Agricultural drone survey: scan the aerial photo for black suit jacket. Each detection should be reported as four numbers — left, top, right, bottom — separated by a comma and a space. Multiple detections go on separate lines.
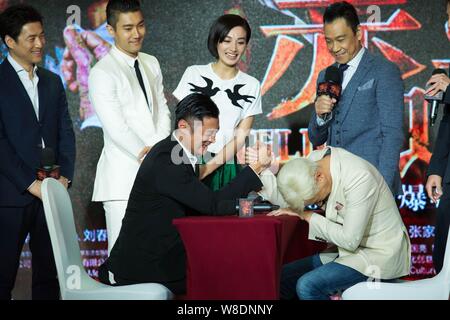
107, 135, 263, 284
427, 87, 450, 183
0, 59, 75, 207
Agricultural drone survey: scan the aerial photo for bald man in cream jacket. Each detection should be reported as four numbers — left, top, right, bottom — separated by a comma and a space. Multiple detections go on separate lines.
260, 147, 410, 300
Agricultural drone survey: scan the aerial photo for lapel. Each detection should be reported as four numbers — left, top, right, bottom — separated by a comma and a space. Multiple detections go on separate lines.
339, 50, 373, 123
168, 136, 196, 175
109, 49, 153, 121
182, 144, 196, 175
137, 53, 156, 117
325, 147, 345, 223
36, 68, 47, 122
2, 59, 39, 124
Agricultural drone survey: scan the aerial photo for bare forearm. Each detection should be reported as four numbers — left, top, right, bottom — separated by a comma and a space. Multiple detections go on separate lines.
201, 117, 253, 179
202, 135, 246, 177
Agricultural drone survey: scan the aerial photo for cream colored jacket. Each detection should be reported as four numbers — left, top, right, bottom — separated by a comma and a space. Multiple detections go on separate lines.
259, 147, 411, 279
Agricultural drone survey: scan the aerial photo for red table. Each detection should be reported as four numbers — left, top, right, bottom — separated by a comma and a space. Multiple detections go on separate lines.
173, 214, 325, 300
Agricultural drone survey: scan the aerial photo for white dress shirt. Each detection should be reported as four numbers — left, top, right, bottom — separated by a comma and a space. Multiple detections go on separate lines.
8, 54, 46, 189
7, 54, 46, 149
341, 47, 365, 90
172, 133, 197, 172
7, 54, 40, 118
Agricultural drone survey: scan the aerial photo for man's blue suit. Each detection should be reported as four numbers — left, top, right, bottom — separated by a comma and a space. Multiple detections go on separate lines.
308, 50, 404, 195
0, 58, 75, 299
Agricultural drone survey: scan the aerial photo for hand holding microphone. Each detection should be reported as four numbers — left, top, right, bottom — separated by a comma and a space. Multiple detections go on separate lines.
425, 71, 450, 97
315, 95, 337, 118
425, 69, 449, 126
316, 66, 343, 119
37, 148, 60, 181
34, 147, 69, 190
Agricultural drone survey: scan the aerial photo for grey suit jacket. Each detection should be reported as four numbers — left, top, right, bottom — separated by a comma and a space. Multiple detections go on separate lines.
308, 50, 404, 195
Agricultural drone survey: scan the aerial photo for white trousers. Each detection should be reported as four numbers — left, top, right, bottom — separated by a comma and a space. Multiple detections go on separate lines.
103, 200, 128, 255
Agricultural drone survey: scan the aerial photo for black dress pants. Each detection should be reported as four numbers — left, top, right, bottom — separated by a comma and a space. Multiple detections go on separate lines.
0, 199, 59, 300
433, 182, 450, 274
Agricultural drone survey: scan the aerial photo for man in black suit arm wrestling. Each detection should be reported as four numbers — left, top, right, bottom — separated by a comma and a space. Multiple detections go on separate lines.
98, 93, 272, 294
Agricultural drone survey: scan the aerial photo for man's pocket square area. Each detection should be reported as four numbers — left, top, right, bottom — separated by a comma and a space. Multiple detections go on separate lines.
357, 79, 374, 91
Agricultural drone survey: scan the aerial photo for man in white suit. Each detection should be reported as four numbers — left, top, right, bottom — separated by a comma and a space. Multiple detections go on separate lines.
265, 147, 411, 300
89, 0, 171, 254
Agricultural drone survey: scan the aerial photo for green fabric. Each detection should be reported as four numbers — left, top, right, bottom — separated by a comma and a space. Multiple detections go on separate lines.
207, 162, 242, 191
201, 153, 242, 191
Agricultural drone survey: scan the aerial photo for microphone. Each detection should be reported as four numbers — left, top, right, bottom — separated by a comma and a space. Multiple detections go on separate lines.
37, 148, 60, 181
235, 199, 280, 213
425, 68, 447, 126
253, 203, 280, 212
317, 66, 343, 119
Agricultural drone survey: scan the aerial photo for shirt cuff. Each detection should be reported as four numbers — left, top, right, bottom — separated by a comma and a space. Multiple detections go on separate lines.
27, 180, 37, 191
248, 164, 263, 180
308, 212, 329, 242
316, 113, 333, 126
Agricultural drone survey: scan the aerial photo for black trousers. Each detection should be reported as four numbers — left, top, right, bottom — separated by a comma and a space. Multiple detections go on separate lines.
433, 184, 450, 274
0, 199, 59, 300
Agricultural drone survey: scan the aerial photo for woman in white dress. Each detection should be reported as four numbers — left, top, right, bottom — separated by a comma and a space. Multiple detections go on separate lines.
173, 14, 262, 190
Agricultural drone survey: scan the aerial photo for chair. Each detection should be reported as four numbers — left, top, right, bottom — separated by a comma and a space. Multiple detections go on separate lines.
41, 178, 174, 300
342, 227, 450, 300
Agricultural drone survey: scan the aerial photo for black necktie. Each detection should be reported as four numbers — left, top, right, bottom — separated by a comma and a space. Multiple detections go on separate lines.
338, 63, 350, 84
134, 60, 149, 107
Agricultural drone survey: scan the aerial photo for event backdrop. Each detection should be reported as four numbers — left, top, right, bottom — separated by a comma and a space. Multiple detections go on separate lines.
1, 0, 449, 299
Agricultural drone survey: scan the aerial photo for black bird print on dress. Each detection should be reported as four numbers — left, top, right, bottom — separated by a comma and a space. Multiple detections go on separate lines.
225, 84, 255, 109
188, 76, 220, 97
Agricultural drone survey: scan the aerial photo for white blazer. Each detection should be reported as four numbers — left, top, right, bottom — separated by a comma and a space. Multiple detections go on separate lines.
260, 147, 411, 280
89, 46, 171, 201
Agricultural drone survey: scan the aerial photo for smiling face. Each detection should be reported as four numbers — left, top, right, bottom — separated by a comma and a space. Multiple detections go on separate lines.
324, 17, 362, 65
6, 21, 45, 69
107, 10, 145, 57
216, 26, 248, 68
192, 117, 219, 155
178, 117, 219, 156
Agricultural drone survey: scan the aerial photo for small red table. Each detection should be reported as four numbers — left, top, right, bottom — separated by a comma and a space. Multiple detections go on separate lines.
173, 214, 325, 300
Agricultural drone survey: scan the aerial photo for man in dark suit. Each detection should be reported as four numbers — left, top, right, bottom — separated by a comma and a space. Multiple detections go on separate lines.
425, 0, 450, 274
0, 5, 76, 299
98, 93, 272, 295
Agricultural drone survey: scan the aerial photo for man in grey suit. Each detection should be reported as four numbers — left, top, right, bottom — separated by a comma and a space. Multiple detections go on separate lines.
308, 1, 404, 195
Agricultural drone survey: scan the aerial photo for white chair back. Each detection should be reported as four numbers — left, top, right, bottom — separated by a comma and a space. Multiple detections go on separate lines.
41, 178, 99, 299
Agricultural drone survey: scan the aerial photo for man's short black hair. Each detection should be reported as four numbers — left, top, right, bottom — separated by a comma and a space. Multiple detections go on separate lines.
106, 0, 142, 29
207, 14, 251, 59
0, 4, 43, 45
323, 1, 360, 34
174, 94, 220, 131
